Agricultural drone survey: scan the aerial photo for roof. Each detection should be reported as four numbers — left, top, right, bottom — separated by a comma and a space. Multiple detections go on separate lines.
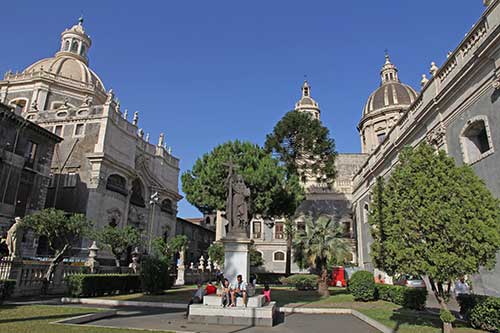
177, 217, 215, 233
0, 103, 63, 143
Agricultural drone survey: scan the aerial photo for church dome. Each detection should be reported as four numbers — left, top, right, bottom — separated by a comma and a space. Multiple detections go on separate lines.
363, 82, 417, 115
22, 17, 106, 93
24, 56, 105, 91
362, 54, 417, 116
295, 81, 320, 119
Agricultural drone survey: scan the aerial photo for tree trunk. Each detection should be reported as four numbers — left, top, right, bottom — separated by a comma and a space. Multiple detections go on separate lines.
317, 268, 329, 297
42, 244, 69, 295
285, 234, 292, 277
115, 257, 121, 273
429, 277, 454, 333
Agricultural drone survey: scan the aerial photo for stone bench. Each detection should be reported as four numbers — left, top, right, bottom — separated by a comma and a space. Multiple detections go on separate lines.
203, 294, 266, 308
189, 301, 276, 327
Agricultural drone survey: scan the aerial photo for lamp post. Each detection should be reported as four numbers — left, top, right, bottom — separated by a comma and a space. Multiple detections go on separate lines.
148, 191, 159, 254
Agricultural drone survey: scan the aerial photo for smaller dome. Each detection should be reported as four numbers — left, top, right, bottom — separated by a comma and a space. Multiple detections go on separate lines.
295, 80, 320, 115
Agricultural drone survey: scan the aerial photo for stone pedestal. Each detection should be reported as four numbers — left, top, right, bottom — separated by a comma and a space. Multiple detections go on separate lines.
221, 238, 252, 283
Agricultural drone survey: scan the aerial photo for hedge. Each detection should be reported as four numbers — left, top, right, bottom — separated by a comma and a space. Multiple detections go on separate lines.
348, 271, 376, 301
255, 273, 284, 285
457, 294, 500, 332
280, 274, 318, 290
456, 294, 489, 319
376, 284, 427, 310
66, 274, 141, 297
0, 279, 16, 304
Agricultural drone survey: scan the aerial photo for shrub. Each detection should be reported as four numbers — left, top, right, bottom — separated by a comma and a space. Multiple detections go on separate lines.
469, 296, 500, 332
376, 284, 427, 310
440, 309, 456, 324
348, 271, 376, 301
66, 274, 140, 297
255, 273, 284, 285
0, 279, 16, 304
456, 294, 489, 319
280, 274, 318, 290
140, 256, 173, 294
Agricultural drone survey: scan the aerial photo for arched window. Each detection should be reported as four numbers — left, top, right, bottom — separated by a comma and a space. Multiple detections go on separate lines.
273, 251, 285, 262
106, 174, 127, 196
130, 178, 145, 207
363, 204, 369, 224
64, 40, 70, 51
160, 198, 174, 214
80, 44, 86, 56
461, 117, 494, 164
71, 41, 79, 53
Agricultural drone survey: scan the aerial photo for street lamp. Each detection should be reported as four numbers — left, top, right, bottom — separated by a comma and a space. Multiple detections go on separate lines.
148, 191, 159, 253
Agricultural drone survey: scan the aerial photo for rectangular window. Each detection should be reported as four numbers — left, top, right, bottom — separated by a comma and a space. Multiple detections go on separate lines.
296, 221, 306, 234
25, 141, 37, 161
275, 222, 284, 239
253, 221, 262, 239
54, 125, 63, 136
74, 124, 85, 136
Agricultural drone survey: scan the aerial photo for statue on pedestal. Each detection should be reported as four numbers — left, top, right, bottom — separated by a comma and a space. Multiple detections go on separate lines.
6, 217, 23, 259
224, 161, 250, 238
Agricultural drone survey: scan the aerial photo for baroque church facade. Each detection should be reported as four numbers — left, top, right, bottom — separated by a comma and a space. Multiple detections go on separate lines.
0, 19, 182, 257
353, 1, 500, 296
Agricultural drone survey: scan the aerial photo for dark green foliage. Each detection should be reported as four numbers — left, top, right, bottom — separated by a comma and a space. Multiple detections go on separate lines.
456, 294, 489, 319
279, 274, 318, 290
469, 296, 500, 331
255, 273, 284, 285
152, 235, 188, 262
0, 279, 16, 304
369, 144, 500, 282
293, 216, 351, 296
182, 140, 304, 219
65, 274, 140, 297
368, 143, 500, 322
140, 257, 173, 294
264, 110, 337, 186
348, 271, 376, 301
440, 309, 456, 324
94, 225, 141, 267
375, 284, 427, 310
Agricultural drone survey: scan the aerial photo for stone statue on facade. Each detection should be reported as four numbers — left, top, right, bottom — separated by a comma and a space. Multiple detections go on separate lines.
6, 217, 23, 258
224, 161, 250, 238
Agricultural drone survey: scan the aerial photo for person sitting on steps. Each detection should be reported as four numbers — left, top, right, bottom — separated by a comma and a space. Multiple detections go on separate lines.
230, 274, 248, 307
218, 278, 231, 307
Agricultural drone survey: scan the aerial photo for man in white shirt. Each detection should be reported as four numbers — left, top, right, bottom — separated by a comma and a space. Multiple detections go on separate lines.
230, 274, 248, 307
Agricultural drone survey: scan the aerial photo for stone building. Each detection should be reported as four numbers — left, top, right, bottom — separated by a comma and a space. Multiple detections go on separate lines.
0, 18, 182, 257
247, 82, 367, 274
353, 1, 500, 296
0, 102, 62, 257
176, 217, 215, 265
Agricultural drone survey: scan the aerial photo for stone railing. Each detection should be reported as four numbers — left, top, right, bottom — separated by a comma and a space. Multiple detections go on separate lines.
0, 257, 86, 297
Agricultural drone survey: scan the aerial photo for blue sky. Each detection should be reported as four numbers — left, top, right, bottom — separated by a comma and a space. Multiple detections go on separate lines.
1, 1, 484, 217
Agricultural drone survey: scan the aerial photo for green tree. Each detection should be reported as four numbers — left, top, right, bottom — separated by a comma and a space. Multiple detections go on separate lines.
293, 216, 351, 297
95, 225, 141, 269
265, 110, 337, 275
22, 209, 93, 293
207, 241, 264, 268
182, 140, 304, 221
152, 235, 188, 263
369, 143, 500, 331
264, 110, 337, 186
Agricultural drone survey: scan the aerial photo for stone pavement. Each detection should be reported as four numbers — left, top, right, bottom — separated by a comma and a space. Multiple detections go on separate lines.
84, 306, 381, 333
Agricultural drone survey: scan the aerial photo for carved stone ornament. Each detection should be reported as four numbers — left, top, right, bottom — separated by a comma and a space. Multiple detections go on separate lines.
427, 123, 446, 148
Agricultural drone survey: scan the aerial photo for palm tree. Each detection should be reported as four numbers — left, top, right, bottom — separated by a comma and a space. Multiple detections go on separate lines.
293, 216, 351, 297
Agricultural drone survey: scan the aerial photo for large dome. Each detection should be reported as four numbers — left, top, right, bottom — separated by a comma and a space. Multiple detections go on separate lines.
24, 56, 105, 92
363, 82, 417, 115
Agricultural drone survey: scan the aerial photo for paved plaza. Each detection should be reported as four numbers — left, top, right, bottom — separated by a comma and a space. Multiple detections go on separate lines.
84, 306, 380, 333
